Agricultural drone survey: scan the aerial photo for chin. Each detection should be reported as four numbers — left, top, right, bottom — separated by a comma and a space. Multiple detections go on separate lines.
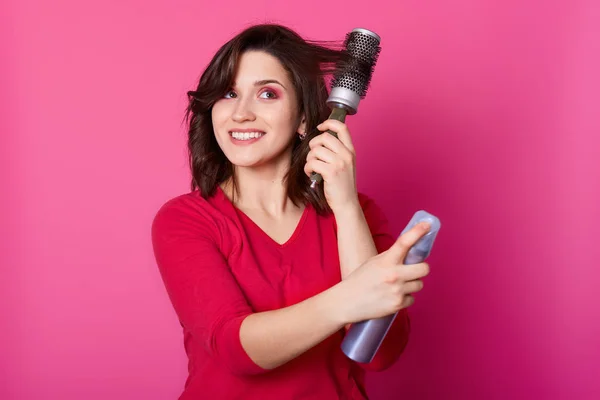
221, 140, 293, 170
226, 153, 266, 168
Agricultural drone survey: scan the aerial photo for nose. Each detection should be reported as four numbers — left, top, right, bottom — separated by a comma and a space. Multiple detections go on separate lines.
232, 96, 256, 123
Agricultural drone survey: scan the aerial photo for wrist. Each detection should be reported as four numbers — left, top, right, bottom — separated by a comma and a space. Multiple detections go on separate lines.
323, 280, 353, 327
331, 197, 361, 218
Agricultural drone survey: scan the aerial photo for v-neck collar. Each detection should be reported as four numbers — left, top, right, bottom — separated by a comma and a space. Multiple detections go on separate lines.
216, 186, 311, 248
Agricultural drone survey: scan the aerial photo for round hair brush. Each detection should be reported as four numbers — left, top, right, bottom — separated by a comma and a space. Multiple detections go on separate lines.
309, 28, 381, 188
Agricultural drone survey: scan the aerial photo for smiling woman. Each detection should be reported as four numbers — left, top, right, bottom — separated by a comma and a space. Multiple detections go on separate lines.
184, 24, 349, 212
151, 24, 432, 400
211, 51, 302, 169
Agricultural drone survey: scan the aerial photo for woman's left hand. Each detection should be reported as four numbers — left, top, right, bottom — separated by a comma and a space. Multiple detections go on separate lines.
304, 119, 359, 213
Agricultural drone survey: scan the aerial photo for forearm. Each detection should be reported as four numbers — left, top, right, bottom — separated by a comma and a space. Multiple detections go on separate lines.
334, 203, 379, 279
239, 282, 346, 370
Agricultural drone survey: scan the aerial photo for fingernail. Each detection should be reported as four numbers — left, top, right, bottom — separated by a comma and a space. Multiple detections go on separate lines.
420, 222, 431, 230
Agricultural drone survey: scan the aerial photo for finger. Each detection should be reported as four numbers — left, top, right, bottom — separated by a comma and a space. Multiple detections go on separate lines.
396, 262, 430, 281
317, 120, 355, 153
402, 279, 424, 294
401, 294, 415, 309
387, 222, 431, 261
309, 134, 355, 168
306, 145, 338, 164
309, 131, 346, 154
304, 159, 333, 178
316, 120, 355, 154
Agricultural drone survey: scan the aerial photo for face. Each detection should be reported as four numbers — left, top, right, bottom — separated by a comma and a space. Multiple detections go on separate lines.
211, 51, 305, 169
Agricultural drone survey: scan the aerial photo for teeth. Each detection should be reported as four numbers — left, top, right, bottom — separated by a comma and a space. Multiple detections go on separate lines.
230, 131, 265, 140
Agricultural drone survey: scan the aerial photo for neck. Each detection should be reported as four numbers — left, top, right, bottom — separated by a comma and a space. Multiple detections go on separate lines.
221, 152, 298, 217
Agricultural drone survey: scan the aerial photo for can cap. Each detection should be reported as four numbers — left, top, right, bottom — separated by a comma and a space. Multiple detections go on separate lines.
400, 210, 441, 259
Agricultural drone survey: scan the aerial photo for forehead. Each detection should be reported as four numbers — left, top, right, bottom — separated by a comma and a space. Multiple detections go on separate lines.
233, 51, 291, 84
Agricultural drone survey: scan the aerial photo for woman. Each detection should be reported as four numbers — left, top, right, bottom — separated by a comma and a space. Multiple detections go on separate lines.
151, 24, 431, 399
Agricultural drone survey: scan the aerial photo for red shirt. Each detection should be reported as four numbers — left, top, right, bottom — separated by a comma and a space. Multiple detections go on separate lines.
151, 187, 410, 399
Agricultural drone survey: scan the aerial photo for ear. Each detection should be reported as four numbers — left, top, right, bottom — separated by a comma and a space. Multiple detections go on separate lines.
296, 114, 307, 135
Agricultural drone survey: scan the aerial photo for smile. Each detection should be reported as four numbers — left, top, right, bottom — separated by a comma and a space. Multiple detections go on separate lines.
229, 131, 265, 141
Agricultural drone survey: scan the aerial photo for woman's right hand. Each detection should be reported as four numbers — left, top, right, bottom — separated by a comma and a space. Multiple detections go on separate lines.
335, 221, 432, 324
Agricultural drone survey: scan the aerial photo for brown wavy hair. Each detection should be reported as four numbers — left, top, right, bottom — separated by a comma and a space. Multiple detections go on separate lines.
184, 24, 350, 214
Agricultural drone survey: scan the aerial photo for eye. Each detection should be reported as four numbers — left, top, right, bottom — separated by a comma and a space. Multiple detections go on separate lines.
223, 90, 237, 99
259, 89, 278, 99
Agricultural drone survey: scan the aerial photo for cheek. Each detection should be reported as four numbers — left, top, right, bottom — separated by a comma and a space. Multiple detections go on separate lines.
266, 103, 299, 132
211, 103, 229, 128
210, 107, 229, 150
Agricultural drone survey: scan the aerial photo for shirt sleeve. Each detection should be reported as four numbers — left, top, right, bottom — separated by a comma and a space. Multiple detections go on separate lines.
151, 196, 267, 376
354, 193, 411, 372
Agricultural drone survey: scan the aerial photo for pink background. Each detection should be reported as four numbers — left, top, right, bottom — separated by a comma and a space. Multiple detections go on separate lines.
2, 1, 599, 399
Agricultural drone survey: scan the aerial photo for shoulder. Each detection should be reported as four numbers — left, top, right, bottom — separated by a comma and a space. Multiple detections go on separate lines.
356, 191, 395, 251
150, 191, 240, 280
357, 191, 392, 233
153, 191, 208, 224
357, 192, 387, 219
357, 191, 376, 208
151, 190, 227, 241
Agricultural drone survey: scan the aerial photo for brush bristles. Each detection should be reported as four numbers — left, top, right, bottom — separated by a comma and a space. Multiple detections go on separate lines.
330, 31, 381, 98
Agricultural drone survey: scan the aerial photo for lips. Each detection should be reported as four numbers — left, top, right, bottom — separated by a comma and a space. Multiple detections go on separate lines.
228, 129, 266, 141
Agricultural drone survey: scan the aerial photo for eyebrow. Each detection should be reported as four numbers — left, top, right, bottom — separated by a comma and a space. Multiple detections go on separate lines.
253, 79, 286, 90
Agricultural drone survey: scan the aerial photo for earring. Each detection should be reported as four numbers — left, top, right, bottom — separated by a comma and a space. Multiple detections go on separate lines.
299, 131, 307, 140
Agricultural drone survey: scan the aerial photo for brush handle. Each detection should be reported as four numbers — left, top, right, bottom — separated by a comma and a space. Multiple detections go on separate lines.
309, 107, 348, 188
